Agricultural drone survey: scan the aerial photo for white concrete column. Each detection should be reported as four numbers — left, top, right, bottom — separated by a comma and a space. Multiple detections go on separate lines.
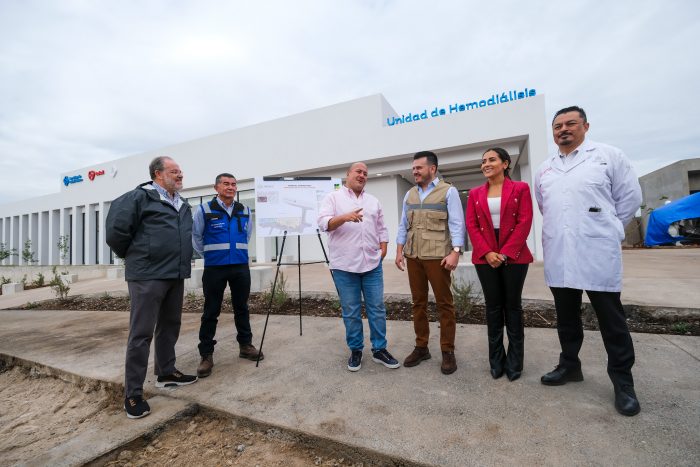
38, 211, 49, 265
86, 204, 97, 265
48, 209, 60, 265
10, 216, 19, 265
19, 214, 28, 265
71, 206, 84, 265
98, 201, 110, 265
30, 213, 39, 263
255, 235, 269, 264
0, 217, 5, 265
60, 207, 72, 265
520, 142, 543, 261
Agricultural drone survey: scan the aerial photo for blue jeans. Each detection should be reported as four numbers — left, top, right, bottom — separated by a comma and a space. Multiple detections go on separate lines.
331, 262, 387, 352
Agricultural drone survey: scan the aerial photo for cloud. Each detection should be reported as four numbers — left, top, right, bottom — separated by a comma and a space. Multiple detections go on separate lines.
1, 0, 699, 203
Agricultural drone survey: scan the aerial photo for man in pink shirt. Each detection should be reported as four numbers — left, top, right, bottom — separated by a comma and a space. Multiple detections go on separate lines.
318, 162, 400, 372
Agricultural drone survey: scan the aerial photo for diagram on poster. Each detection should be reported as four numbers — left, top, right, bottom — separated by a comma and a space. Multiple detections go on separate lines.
255, 177, 341, 237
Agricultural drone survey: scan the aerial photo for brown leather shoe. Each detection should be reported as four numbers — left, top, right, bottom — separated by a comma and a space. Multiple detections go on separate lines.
441, 351, 457, 375
403, 346, 431, 367
239, 344, 264, 361
197, 354, 213, 378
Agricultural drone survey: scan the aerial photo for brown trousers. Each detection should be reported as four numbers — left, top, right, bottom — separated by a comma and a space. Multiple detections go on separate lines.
406, 257, 456, 351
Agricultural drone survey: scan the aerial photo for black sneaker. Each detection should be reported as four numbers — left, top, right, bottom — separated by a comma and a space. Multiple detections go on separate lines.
347, 350, 362, 372
372, 349, 400, 369
124, 395, 151, 419
155, 370, 198, 388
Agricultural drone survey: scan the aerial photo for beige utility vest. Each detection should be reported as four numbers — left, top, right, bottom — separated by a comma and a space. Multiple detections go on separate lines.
403, 180, 453, 260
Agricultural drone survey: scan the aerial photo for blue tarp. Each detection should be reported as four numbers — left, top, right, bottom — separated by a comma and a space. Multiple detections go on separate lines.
645, 192, 700, 246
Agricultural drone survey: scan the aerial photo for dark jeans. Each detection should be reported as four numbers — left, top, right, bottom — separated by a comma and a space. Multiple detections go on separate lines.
550, 287, 635, 387
198, 264, 252, 356
125, 279, 184, 397
475, 263, 529, 373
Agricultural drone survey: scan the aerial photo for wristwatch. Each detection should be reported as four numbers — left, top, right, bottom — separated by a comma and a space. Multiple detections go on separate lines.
452, 247, 463, 255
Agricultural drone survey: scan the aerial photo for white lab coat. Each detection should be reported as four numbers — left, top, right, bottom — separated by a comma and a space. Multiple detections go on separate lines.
534, 139, 642, 292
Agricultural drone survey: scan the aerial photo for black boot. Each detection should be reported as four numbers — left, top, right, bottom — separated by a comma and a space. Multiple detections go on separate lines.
504, 307, 524, 381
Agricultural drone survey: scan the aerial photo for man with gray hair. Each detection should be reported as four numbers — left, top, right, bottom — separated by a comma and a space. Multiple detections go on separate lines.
107, 156, 198, 419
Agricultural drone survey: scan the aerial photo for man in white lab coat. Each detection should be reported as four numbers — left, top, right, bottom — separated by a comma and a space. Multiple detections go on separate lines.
534, 106, 643, 416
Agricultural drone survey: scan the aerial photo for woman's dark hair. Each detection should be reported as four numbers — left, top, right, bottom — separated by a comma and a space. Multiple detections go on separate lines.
483, 147, 511, 178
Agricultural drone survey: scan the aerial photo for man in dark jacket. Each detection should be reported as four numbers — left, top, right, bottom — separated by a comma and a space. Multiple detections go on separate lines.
106, 156, 198, 419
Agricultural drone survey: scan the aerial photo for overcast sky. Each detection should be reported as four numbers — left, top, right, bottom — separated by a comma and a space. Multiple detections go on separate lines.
1, 0, 698, 204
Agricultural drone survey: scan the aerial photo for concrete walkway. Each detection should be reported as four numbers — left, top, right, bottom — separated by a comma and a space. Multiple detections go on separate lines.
1, 310, 698, 466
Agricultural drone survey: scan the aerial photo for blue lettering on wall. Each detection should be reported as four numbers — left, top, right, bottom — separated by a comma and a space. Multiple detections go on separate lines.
63, 175, 83, 186
386, 87, 538, 126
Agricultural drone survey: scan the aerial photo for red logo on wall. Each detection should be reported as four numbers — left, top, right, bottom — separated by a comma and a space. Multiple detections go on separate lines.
88, 169, 105, 181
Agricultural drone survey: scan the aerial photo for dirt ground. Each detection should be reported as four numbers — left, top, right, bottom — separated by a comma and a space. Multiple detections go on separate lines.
0, 363, 391, 467
12, 292, 700, 336
98, 415, 379, 467
0, 364, 120, 465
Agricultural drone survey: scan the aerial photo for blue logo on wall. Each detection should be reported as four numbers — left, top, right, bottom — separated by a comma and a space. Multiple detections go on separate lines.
387, 87, 537, 126
63, 175, 83, 186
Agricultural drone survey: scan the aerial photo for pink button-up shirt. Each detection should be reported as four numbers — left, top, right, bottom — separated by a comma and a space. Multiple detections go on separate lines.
317, 186, 389, 273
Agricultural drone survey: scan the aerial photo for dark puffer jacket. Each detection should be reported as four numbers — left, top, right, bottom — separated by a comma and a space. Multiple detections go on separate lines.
106, 182, 192, 281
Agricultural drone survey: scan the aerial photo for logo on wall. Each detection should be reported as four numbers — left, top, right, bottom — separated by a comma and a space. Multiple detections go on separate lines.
109, 165, 118, 178
63, 175, 83, 186
88, 169, 105, 181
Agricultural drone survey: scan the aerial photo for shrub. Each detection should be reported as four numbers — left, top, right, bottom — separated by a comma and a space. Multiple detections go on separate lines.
451, 278, 481, 319
671, 322, 690, 334
49, 266, 70, 301
21, 240, 37, 264
262, 270, 289, 309
33, 272, 45, 288
0, 243, 17, 261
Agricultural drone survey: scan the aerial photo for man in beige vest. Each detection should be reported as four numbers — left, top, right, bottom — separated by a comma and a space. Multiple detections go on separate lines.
395, 151, 466, 374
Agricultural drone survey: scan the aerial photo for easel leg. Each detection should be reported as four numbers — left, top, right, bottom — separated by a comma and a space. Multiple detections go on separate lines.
298, 234, 302, 336
257, 231, 287, 367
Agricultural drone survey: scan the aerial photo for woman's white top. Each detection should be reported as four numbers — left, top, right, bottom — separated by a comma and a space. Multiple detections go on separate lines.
487, 197, 501, 229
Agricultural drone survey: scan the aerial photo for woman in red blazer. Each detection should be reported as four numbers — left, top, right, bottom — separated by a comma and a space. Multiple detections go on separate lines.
466, 147, 533, 381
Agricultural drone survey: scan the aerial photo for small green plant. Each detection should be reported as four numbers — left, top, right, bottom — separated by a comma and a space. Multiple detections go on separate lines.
24, 301, 38, 309
0, 276, 11, 293
0, 242, 17, 261
671, 322, 690, 334
451, 278, 481, 319
186, 291, 198, 301
20, 274, 28, 288
100, 291, 112, 300
57, 235, 70, 264
331, 298, 342, 312
33, 272, 45, 288
49, 266, 70, 301
262, 271, 289, 308
21, 240, 37, 264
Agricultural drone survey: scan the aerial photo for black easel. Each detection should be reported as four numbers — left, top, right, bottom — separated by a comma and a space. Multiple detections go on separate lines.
256, 228, 334, 366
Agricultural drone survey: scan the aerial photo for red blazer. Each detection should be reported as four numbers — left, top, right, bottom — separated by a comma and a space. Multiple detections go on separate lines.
465, 177, 534, 264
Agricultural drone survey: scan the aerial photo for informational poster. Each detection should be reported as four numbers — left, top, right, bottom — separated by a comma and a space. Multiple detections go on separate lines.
255, 177, 342, 237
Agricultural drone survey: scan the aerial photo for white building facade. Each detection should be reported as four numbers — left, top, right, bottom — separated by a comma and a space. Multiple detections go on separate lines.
0, 93, 548, 266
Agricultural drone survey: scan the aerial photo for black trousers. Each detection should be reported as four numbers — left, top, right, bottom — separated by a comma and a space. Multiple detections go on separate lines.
475, 263, 529, 373
550, 287, 635, 387
198, 264, 252, 356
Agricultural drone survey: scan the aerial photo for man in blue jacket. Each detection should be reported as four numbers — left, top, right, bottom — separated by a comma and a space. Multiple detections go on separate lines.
106, 156, 198, 420
193, 173, 262, 378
